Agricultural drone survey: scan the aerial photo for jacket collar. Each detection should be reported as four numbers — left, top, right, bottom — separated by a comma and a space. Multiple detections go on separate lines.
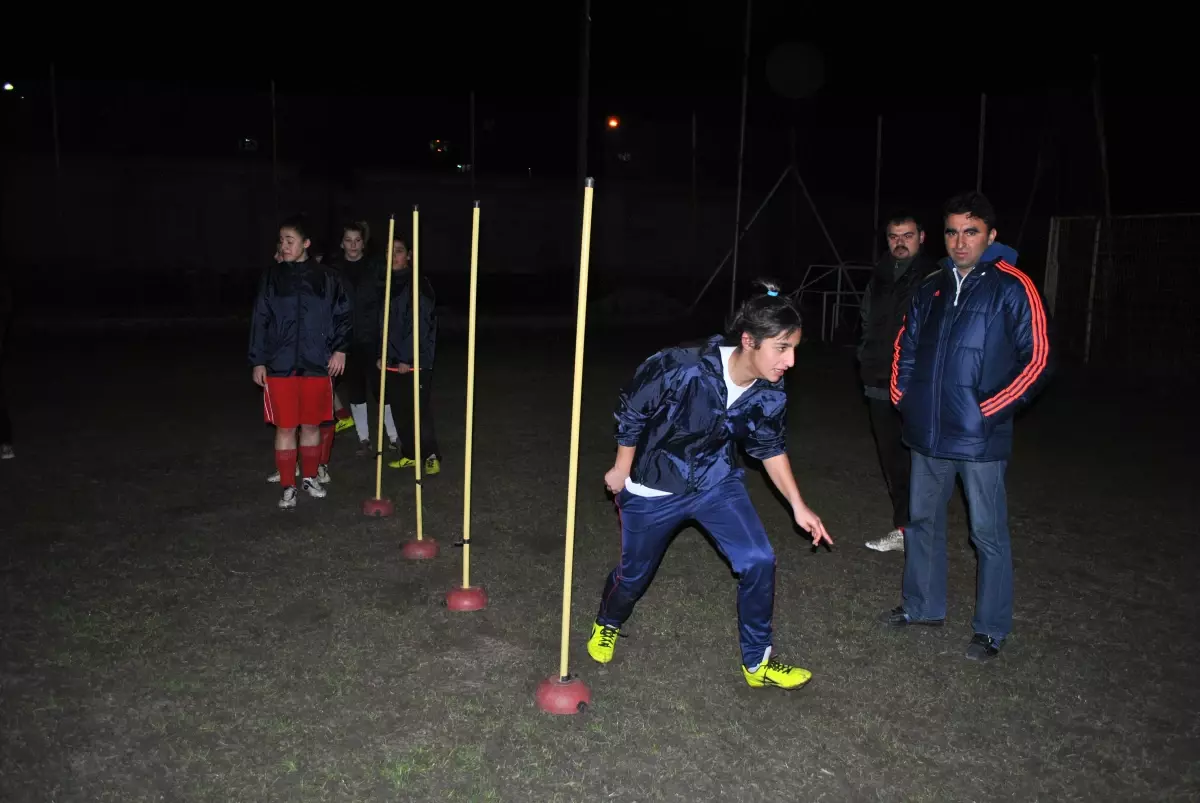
938, 256, 1000, 276
700, 335, 785, 392
876, 251, 934, 277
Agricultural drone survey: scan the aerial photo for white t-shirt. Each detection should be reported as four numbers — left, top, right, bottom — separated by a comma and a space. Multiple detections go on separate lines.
625, 346, 752, 497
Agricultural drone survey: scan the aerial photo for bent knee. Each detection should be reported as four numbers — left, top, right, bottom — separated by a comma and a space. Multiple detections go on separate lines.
735, 548, 776, 576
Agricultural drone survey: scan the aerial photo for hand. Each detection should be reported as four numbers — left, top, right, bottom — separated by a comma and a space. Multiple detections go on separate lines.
252, 365, 267, 387
395, 362, 412, 374
793, 501, 832, 546
376, 358, 382, 370
328, 351, 346, 377
604, 465, 629, 495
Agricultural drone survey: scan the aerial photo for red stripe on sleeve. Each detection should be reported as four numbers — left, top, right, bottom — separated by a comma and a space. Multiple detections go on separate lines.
981, 261, 1049, 416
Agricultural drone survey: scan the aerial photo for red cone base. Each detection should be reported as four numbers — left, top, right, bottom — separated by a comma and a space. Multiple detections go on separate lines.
535, 675, 591, 715
401, 538, 439, 560
445, 585, 488, 611
362, 497, 395, 517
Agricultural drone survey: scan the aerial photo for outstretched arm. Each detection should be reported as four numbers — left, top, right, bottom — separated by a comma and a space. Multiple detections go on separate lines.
763, 454, 832, 546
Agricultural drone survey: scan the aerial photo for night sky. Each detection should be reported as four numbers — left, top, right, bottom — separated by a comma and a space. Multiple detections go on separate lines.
0, 10, 1192, 217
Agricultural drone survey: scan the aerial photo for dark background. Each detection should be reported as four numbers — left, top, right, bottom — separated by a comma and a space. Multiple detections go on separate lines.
0, 10, 1194, 374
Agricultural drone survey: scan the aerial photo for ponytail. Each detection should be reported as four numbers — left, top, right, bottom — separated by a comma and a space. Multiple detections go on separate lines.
725, 278, 802, 347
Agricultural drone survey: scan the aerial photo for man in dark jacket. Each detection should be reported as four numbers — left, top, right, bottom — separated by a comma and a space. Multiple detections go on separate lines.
249, 215, 352, 510
883, 192, 1052, 661
859, 212, 937, 552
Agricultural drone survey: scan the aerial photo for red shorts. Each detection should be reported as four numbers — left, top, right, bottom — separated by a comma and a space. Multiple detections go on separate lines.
263, 376, 334, 429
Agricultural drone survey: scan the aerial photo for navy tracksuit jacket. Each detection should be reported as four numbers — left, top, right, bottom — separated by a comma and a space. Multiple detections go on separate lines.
248, 260, 352, 377
597, 335, 790, 669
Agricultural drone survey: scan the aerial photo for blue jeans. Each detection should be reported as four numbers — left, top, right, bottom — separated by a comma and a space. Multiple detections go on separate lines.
596, 474, 776, 669
902, 452, 1012, 641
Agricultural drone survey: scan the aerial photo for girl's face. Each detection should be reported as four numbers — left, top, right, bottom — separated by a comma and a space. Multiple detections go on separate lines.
278, 228, 310, 262
741, 329, 801, 383
392, 240, 410, 270
342, 230, 365, 260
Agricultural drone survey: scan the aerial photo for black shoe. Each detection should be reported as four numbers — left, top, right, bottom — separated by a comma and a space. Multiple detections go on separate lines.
879, 606, 944, 628
965, 633, 1002, 661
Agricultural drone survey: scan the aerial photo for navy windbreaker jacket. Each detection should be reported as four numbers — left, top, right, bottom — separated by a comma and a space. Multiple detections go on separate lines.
383, 270, 437, 370
890, 256, 1052, 461
615, 335, 788, 495
329, 254, 386, 348
247, 260, 352, 377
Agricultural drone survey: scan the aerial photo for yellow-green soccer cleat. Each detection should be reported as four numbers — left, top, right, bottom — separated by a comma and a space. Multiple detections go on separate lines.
388, 457, 417, 470
334, 417, 356, 435
587, 622, 621, 664
742, 658, 813, 690
424, 456, 441, 475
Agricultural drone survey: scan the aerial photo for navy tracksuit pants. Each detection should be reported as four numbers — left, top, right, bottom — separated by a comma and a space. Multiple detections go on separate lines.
596, 473, 776, 669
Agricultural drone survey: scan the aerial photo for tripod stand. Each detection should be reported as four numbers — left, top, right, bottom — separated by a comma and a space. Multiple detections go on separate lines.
689, 158, 866, 334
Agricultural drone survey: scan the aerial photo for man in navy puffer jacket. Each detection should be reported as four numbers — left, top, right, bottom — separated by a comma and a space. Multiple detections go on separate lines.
883, 192, 1052, 662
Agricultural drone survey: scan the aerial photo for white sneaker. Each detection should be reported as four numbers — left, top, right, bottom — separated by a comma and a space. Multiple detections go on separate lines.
278, 487, 298, 510
268, 465, 301, 483
317, 464, 332, 484
0, 444, 13, 460
302, 477, 326, 499
865, 528, 905, 552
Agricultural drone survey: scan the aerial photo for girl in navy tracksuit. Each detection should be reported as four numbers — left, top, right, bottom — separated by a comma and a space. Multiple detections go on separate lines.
587, 280, 833, 690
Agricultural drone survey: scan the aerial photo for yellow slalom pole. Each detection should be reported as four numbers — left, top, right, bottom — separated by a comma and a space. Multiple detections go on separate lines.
445, 201, 485, 608
412, 205, 424, 541
371, 217, 396, 506
558, 178, 595, 680
535, 179, 595, 713
463, 202, 480, 588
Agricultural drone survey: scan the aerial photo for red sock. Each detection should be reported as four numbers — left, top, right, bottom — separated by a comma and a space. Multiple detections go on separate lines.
300, 445, 321, 479
275, 449, 298, 488
335, 407, 351, 420
319, 424, 335, 464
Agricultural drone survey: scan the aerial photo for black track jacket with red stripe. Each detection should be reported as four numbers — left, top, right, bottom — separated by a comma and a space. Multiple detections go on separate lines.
890, 257, 1052, 462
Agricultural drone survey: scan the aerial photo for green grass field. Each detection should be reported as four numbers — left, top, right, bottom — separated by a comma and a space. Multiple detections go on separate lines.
2, 328, 1197, 801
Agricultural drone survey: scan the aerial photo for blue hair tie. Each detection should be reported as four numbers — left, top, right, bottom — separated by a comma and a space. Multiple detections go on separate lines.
766, 290, 779, 297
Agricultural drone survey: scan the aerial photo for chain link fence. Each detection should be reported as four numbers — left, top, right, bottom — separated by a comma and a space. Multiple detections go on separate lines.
1044, 213, 1200, 379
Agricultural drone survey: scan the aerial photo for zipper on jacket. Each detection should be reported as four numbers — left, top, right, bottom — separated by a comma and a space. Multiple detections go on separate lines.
953, 268, 968, 306
294, 267, 303, 375
931, 274, 956, 447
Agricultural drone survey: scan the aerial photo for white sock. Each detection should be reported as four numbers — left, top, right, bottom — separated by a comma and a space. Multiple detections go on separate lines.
383, 405, 399, 445
747, 645, 772, 672
350, 403, 370, 442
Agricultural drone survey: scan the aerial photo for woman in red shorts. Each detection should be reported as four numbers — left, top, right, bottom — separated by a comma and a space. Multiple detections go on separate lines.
249, 215, 351, 510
